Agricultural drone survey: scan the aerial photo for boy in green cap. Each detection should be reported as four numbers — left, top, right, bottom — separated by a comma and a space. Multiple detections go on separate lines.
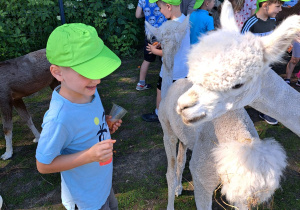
241, 0, 290, 125
190, 0, 215, 45
36, 23, 122, 209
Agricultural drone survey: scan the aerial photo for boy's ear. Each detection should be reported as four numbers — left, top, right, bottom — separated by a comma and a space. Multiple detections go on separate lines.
50, 65, 64, 82
166, 3, 172, 10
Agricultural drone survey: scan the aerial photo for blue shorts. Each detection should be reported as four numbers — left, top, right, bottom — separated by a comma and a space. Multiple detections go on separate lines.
292, 41, 300, 58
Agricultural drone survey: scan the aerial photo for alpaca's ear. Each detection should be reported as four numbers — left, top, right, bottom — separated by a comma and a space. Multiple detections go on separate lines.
174, 14, 190, 43
260, 15, 300, 64
220, 0, 239, 32
145, 21, 162, 42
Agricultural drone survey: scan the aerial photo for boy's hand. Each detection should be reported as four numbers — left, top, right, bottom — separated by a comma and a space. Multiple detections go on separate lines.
106, 115, 122, 134
88, 139, 116, 163
146, 43, 162, 54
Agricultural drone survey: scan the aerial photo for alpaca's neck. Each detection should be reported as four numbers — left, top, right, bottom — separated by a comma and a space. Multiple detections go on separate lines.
250, 69, 300, 136
161, 53, 175, 99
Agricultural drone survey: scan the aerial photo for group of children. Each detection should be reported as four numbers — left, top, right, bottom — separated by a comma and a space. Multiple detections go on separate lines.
35, 0, 297, 209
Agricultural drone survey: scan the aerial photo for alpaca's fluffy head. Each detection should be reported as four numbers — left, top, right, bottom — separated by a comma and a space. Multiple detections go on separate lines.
176, 0, 300, 126
188, 31, 264, 92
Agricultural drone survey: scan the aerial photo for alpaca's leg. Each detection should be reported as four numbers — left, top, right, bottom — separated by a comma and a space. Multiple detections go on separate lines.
13, 98, 40, 143
175, 141, 187, 196
161, 119, 178, 210
189, 139, 219, 210
0, 97, 13, 160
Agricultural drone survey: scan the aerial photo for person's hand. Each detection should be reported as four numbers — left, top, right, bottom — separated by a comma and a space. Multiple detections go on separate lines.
88, 139, 116, 163
146, 43, 156, 54
106, 115, 122, 134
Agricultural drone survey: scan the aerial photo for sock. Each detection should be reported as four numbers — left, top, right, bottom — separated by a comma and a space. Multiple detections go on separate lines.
139, 80, 145, 86
155, 108, 158, 116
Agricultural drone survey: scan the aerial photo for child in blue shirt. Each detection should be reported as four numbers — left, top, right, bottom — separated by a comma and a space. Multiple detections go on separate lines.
189, 0, 215, 45
36, 23, 122, 209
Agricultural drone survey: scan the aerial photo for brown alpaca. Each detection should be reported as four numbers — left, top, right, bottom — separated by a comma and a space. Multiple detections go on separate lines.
0, 49, 59, 160
277, 1, 300, 22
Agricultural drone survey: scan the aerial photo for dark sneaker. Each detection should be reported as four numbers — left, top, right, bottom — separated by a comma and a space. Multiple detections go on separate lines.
142, 111, 159, 122
136, 83, 151, 91
259, 113, 278, 125
296, 80, 300, 87
284, 79, 290, 85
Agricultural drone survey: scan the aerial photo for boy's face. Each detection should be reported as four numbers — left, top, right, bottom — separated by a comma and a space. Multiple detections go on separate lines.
157, 1, 172, 19
50, 65, 100, 103
265, 2, 282, 18
206, 0, 215, 11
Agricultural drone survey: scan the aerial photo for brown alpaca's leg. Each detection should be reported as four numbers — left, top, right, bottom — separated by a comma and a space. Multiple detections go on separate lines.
0, 98, 13, 160
13, 99, 40, 143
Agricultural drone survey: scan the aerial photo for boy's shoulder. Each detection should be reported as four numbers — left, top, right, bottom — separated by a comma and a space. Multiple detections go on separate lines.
241, 14, 276, 35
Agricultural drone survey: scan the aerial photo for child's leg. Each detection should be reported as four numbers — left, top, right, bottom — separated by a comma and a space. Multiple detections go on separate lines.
285, 41, 300, 81
99, 187, 118, 210
139, 60, 151, 82
286, 56, 299, 79
108, 188, 118, 210
136, 39, 156, 90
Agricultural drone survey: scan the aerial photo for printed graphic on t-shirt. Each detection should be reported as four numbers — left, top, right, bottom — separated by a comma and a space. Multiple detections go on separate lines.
95, 111, 108, 141
139, 0, 167, 28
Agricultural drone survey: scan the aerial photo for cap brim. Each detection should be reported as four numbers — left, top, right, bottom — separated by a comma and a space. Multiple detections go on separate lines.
149, 0, 158, 3
71, 45, 121, 79
193, 0, 204, 9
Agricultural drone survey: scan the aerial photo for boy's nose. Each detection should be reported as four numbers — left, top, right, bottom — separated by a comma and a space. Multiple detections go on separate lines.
94, 79, 101, 84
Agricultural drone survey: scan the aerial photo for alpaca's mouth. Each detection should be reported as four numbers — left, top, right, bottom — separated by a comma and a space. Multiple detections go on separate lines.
181, 112, 206, 124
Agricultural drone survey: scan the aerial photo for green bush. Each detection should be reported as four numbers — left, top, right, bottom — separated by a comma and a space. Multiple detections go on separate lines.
0, 0, 144, 61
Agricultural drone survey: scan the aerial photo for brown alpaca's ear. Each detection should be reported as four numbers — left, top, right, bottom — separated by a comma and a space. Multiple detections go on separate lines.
260, 15, 300, 64
50, 65, 64, 82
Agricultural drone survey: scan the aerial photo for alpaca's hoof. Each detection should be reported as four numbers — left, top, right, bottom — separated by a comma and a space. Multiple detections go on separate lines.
1, 151, 12, 160
175, 184, 183, 196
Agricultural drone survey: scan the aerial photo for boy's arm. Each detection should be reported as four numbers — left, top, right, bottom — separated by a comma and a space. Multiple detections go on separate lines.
207, 17, 215, 32
36, 139, 116, 174
136, 5, 144, 18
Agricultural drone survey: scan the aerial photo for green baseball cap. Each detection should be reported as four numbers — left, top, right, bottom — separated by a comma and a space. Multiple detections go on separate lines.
46, 23, 121, 80
255, 0, 290, 13
193, 0, 204, 9
149, 0, 182, 6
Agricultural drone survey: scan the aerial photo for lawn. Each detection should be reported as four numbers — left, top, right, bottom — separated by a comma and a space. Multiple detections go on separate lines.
0, 51, 299, 209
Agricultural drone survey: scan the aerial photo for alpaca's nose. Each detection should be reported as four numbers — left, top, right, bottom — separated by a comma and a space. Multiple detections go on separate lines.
176, 90, 198, 114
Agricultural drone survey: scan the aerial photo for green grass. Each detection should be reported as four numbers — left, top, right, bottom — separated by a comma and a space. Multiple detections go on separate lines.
0, 53, 299, 209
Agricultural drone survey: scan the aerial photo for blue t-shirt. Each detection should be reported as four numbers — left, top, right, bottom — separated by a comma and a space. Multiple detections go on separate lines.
36, 86, 112, 210
190, 9, 214, 45
138, 0, 167, 28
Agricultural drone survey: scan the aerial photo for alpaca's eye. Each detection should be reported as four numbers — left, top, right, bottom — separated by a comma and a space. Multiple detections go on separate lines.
232, 83, 243, 89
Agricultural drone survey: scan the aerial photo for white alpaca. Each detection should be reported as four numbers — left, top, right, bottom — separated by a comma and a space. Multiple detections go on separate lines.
151, 0, 300, 209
